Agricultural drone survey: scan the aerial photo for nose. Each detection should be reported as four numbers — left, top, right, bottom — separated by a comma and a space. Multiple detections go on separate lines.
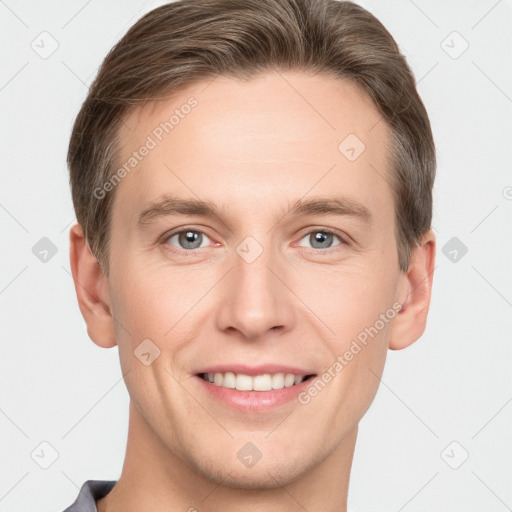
215, 241, 296, 342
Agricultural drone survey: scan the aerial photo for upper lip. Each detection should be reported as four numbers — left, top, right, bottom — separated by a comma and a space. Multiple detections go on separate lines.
195, 364, 316, 377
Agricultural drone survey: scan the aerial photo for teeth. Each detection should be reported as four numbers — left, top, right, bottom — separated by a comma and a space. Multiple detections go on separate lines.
202, 372, 307, 391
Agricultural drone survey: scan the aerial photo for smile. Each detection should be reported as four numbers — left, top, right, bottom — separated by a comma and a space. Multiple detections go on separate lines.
199, 371, 315, 391
195, 370, 317, 412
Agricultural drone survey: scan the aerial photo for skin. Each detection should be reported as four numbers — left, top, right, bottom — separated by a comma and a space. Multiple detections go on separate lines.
70, 70, 435, 512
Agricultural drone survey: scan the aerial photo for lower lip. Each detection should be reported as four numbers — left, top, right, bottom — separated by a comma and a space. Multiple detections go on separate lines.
194, 375, 315, 412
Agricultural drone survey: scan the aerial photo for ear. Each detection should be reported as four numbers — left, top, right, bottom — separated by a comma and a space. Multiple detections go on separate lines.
389, 229, 436, 350
69, 223, 117, 348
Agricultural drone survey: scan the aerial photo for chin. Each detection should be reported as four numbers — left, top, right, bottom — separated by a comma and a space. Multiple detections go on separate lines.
190, 451, 311, 490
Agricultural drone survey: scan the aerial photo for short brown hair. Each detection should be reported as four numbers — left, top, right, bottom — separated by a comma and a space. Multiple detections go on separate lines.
68, 0, 435, 274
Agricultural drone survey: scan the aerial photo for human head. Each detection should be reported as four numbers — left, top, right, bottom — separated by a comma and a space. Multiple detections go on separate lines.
68, 0, 435, 276
68, 0, 436, 504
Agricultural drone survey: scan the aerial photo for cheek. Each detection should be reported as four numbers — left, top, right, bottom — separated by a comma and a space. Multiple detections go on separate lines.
300, 260, 397, 346
298, 261, 396, 407
108, 260, 218, 385
110, 261, 203, 337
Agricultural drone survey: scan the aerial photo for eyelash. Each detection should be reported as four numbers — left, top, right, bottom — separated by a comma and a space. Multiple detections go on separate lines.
160, 226, 348, 255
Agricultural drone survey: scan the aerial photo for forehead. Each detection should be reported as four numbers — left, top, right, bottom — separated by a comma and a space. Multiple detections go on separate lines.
112, 70, 393, 225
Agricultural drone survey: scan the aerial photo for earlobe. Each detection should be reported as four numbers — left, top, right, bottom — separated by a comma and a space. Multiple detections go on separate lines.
69, 223, 117, 348
388, 229, 436, 350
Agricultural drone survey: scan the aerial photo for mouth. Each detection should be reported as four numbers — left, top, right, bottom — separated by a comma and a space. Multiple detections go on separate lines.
193, 364, 318, 411
196, 371, 317, 392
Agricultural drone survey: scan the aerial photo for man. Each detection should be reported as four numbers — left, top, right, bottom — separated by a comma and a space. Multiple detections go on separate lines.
64, 0, 436, 510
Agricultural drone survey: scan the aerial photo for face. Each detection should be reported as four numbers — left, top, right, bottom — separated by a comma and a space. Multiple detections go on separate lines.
105, 71, 407, 487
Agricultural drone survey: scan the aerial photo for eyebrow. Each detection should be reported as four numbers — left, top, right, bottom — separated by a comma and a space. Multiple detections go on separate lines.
137, 194, 372, 227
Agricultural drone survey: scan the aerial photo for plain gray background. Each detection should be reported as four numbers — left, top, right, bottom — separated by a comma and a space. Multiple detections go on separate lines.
1, 0, 511, 510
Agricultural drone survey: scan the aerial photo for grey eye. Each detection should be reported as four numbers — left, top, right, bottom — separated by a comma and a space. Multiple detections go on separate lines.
300, 230, 342, 250
168, 230, 210, 250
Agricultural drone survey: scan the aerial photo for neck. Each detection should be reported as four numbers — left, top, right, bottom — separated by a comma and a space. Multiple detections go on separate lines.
97, 401, 357, 512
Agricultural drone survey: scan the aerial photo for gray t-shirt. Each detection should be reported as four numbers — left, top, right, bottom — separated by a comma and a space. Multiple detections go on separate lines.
62, 480, 116, 512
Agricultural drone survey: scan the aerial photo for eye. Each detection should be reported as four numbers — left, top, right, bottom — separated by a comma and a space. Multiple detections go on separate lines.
298, 229, 345, 250
164, 229, 212, 252
161, 227, 347, 255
